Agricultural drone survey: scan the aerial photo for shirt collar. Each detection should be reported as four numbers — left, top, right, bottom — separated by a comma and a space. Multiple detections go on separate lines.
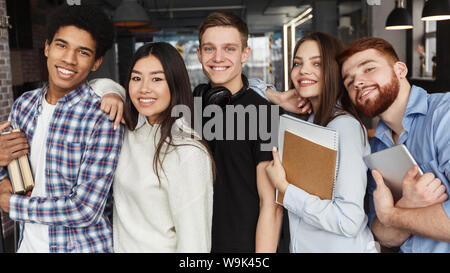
62, 81, 90, 107
374, 85, 428, 143
37, 81, 90, 109
136, 113, 150, 130
404, 85, 428, 117
134, 114, 201, 140
35, 83, 48, 115
373, 119, 391, 142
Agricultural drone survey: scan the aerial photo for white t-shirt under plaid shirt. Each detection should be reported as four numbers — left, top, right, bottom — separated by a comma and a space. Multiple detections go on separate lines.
18, 95, 55, 253
0, 82, 124, 253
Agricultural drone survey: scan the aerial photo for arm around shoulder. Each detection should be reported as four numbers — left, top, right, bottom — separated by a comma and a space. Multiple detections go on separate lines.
90, 78, 126, 100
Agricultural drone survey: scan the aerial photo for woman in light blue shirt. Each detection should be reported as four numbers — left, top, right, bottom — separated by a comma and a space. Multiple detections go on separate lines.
265, 32, 378, 253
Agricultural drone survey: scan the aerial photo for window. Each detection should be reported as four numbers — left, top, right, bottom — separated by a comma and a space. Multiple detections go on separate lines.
424, 20, 436, 78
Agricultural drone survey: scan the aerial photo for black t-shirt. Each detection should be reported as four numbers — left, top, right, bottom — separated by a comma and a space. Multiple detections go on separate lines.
198, 87, 275, 252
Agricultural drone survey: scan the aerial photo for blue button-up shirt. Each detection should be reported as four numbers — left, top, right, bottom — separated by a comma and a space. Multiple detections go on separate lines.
367, 85, 450, 253
0, 82, 124, 252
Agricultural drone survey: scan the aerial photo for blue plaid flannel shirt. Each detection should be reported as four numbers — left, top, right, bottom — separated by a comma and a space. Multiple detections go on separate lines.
0, 82, 124, 252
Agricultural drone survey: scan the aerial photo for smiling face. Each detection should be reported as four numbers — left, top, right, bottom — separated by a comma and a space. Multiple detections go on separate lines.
45, 25, 102, 97
290, 40, 323, 103
128, 54, 171, 125
341, 49, 400, 117
197, 26, 250, 92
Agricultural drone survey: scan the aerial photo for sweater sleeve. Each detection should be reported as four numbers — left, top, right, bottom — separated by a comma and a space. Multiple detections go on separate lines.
167, 143, 214, 252
8, 114, 124, 227
282, 115, 370, 237
89, 78, 126, 101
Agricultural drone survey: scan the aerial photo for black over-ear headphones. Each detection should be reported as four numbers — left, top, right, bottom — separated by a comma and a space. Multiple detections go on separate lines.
193, 75, 249, 108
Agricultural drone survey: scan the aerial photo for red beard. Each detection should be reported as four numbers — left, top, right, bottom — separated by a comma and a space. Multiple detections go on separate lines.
355, 72, 400, 118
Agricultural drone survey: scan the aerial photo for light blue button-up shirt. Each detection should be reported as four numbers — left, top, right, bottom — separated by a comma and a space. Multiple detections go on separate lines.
367, 85, 450, 253
283, 113, 378, 253
248, 78, 276, 100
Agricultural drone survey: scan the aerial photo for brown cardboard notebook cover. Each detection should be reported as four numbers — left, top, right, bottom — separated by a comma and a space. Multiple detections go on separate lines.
277, 130, 337, 204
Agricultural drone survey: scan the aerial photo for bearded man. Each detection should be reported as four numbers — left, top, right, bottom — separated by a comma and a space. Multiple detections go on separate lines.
337, 37, 450, 253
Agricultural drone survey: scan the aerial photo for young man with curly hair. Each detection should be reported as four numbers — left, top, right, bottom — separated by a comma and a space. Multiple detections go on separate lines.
0, 5, 123, 253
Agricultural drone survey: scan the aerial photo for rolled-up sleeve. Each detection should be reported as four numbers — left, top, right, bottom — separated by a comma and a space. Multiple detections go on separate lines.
248, 78, 276, 101
90, 78, 126, 101
0, 99, 21, 181
9, 115, 123, 227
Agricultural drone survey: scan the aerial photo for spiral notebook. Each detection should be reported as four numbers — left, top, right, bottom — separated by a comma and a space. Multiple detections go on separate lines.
276, 114, 339, 204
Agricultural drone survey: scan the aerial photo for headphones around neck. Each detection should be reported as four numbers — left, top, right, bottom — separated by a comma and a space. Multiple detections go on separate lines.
193, 75, 249, 108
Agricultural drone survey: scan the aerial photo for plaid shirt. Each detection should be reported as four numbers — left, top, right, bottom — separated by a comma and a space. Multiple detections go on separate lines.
0, 82, 123, 253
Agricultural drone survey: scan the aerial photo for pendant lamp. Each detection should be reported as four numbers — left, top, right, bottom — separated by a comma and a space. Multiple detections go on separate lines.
421, 0, 450, 21
385, 0, 413, 30
113, 0, 151, 27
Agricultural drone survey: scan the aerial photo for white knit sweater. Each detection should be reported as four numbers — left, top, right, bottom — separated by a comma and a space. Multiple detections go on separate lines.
113, 115, 213, 252
90, 78, 214, 252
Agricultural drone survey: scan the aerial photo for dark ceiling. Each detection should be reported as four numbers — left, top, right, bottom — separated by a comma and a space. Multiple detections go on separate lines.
47, 0, 361, 35
88, 0, 317, 34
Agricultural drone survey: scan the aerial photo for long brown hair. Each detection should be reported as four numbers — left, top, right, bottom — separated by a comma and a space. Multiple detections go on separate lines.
291, 32, 366, 139
123, 42, 215, 183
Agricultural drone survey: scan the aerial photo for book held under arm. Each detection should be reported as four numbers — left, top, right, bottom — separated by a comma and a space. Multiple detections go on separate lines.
276, 114, 339, 204
1, 129, 34, 194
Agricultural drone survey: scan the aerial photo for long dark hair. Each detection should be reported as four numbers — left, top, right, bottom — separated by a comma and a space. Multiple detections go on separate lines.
123, 42, 215, 183
291, 32, 366, 140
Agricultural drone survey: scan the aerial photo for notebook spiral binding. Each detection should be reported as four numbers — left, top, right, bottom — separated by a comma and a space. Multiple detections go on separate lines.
331, 131, 339, 200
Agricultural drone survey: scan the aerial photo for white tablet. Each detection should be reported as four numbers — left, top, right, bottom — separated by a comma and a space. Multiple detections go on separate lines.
363, 144, 423, 201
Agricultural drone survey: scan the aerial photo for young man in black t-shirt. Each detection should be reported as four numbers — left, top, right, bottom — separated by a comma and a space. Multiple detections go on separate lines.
195, 11, 283, 253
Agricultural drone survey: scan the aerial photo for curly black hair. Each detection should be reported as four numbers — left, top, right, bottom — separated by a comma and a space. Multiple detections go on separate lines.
46, 5, 114, 60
